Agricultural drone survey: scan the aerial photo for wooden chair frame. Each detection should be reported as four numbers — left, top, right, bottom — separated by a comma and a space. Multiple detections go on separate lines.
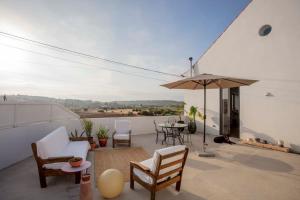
130, 147, 189, 200
112, 130, 131, 148
31, 143, 81, 188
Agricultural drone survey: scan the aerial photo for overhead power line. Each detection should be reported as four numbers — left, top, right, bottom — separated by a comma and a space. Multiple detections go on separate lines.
0, 31, 182, 77
0, 43, 167, 82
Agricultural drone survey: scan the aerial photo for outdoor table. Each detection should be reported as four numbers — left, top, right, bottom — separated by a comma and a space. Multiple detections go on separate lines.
158, 123, 188, 145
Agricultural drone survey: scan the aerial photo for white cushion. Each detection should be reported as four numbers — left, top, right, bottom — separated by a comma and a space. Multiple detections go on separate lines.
134, 145, 186, 185
113, 134, 130, 140
133, 158, 154, 184
152, 145, 186, 178
115, 120, 131, 134
37, 127, 70, 159
43, 162, 67, 170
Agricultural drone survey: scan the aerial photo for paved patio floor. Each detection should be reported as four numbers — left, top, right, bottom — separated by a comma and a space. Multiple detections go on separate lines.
1, 133, 300, 200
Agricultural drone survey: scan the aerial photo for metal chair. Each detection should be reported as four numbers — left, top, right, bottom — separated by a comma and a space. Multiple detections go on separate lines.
153, 120, 166, 144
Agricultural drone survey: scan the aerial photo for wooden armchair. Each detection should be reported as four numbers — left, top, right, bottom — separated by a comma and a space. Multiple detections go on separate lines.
130, 145, 189, 200
31, 143, 80, 188
112, 120, 132, 148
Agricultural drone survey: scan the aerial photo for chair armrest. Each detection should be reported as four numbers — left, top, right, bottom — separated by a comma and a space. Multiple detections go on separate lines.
130, 161, 150, 172
112, 131, 116, 138
44, 156, 74, 164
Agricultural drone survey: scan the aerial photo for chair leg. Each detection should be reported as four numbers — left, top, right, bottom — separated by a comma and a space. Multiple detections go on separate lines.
39, 172, 47, 188
113, 140, 115, 148
75, 171, 81, 184
176, 180, 181, 191
155, 132, 158, 144
151, 191, 156, 200
130, 166, 134, 189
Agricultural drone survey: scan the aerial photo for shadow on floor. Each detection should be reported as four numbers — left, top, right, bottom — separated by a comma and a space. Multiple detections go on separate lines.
233, 153, 294, 172
187, 158, 222, 171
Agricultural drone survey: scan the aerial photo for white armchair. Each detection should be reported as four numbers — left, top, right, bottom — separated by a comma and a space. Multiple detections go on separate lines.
112, 120, 132, 148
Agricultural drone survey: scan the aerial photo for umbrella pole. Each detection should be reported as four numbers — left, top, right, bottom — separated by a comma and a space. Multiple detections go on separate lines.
203, 84, 206, 146
198, 83, 215, 157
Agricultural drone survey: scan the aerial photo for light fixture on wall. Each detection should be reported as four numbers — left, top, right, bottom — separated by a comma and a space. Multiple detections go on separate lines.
265, 92, 274, 97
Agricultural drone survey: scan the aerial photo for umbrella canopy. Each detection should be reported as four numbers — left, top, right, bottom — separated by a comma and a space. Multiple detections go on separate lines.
161, 73, 257, 89
161, 73, 257, 154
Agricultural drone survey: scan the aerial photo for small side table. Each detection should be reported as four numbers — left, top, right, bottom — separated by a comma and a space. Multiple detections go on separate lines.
61, 161, 92, 183
61, 161, 91, 173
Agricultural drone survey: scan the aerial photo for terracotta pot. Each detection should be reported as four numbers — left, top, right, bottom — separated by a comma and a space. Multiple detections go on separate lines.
87, 136, 94, 144
98, 138, 108, 147
82, 174, 91, 182
69, 157, 83, 168
90, 142, 96, 150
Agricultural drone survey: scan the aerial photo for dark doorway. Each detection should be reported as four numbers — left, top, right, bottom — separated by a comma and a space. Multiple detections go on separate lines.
219, 87, 240, 138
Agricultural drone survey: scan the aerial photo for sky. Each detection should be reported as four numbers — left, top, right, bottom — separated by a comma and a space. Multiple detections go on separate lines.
0, 0, 250, 101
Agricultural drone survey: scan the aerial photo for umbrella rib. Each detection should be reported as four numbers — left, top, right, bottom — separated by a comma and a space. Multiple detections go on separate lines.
170, 80, 188, 89
222, 78, 248, 86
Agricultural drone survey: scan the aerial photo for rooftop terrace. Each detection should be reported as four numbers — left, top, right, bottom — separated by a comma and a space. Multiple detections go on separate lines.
1, 133, 300, 200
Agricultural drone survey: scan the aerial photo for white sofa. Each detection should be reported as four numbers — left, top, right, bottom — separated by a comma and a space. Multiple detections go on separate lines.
37, 126, 90, 169
32, 126, 90, 188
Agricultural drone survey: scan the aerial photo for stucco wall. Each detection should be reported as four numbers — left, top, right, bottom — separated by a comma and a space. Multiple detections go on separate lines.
185, 0, 300, 152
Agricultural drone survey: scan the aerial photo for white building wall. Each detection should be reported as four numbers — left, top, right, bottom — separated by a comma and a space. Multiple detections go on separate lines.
185, 0, 300, 152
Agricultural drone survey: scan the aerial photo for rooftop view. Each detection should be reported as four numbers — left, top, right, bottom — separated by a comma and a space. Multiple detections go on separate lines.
1, 0, 300, 200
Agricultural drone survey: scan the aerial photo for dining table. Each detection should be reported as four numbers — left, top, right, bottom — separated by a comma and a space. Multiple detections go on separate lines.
158, 122, 188, 145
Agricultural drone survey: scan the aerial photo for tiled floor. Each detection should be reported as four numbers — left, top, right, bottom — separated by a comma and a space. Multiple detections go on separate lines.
1, 133, 300, 200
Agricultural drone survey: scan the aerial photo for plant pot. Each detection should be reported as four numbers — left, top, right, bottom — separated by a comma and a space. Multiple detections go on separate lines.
188, 121, 197, 134
69, 157, 83, 168
98, 138, 108, 147
82, 173, 91, 182
87, 136, 94, 144
90, 142, 96, 150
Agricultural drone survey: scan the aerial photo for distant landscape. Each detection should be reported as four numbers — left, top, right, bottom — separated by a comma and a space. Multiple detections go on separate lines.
2, 95, 184, 118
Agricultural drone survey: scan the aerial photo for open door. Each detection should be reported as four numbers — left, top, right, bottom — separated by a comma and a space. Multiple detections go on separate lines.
220, 87, 240, 138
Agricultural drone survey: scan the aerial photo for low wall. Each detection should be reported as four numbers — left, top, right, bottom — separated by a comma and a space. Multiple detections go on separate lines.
0, 102, 180, 170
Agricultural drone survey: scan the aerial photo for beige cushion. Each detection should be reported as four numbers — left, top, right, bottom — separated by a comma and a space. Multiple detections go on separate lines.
133, 158, 154, 184
43, 162, 66, 170
134, 145, 186, 185
115, 120, 131, 134
37, 127, 70, 159
113, 134, 130, 140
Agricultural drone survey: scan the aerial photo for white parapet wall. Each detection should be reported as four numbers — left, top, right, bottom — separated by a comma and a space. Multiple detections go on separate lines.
0, 103, 81, 170
0, 102, 179, 170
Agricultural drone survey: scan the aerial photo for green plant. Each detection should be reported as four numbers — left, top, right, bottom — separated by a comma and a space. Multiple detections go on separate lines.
70, 129, 84, 138
96, 126, 109, 139
189, 106, 198, 123
81, 119, 93, 137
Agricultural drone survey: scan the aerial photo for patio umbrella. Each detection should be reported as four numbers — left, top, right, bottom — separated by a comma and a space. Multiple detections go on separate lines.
161, 73, 257, 157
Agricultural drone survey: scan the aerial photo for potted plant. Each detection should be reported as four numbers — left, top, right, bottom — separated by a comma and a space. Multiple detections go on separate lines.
188, 106, 198, 134
82, 119, 94, 144
96, 126, 109, 147
69, 157, 83, 168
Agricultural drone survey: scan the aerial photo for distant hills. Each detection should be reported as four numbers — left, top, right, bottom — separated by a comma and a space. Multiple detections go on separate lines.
1, 95, 183, 109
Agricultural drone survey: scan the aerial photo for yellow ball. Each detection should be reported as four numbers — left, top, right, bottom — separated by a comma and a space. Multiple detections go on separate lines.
97, 169, 124, 198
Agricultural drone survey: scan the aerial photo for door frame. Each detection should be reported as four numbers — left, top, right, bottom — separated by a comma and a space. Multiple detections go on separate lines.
219, 88, 240, 138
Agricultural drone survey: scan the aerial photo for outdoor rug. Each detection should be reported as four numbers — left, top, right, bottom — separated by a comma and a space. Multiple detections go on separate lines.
94, 147, 150, 182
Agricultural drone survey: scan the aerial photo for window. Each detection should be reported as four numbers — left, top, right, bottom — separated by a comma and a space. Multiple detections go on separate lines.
259, 25, 272, 36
